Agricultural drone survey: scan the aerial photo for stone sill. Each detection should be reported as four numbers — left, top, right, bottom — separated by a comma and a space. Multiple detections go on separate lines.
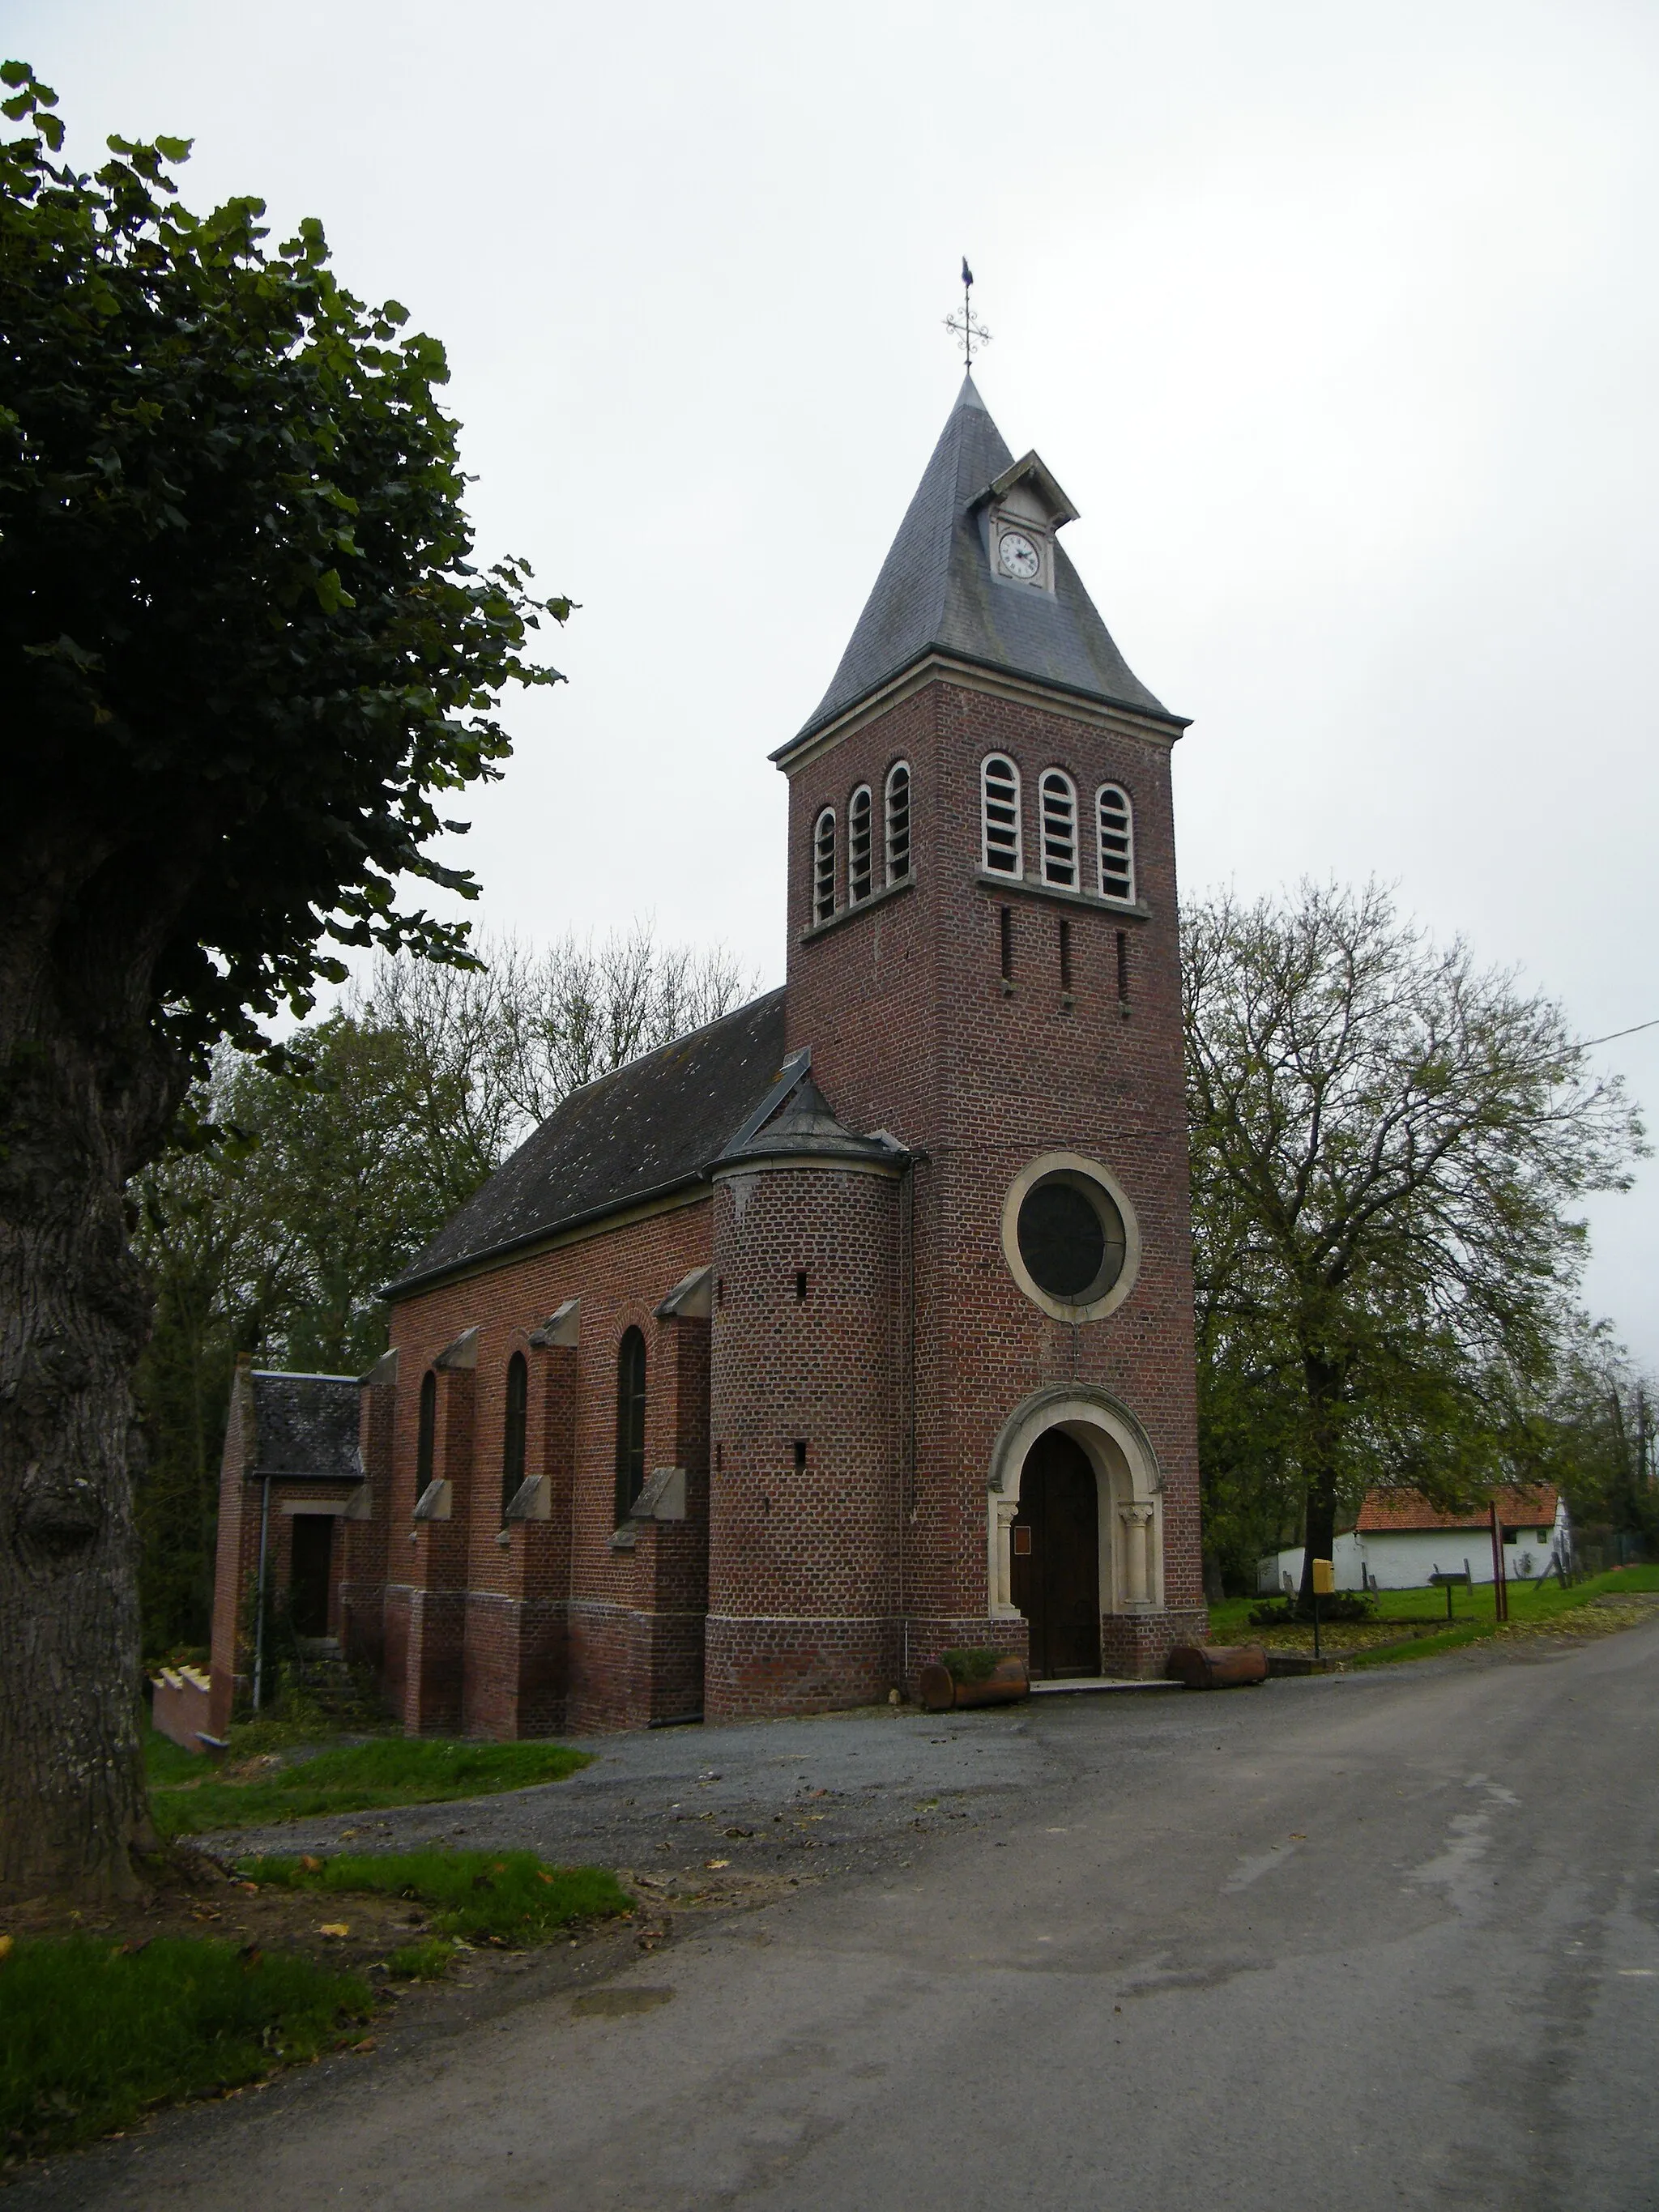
975, 867, 1149, 921
799, 872, 915, 944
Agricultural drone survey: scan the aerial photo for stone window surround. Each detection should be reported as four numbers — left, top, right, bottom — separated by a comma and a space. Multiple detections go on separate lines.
1000, 1150, 1141, 1326
1038, 765, 1080, 889
847, 783, 874, 905
812, 804, 838, 924
884, 759, 912, 887
1096, 781, 1137, 905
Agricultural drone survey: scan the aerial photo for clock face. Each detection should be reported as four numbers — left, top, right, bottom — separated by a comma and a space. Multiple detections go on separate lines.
998, 529, 1041, 582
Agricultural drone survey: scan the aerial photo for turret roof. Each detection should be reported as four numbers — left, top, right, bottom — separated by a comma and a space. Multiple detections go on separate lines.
784, 375, 1182, 752
719, 1069, 900, 1167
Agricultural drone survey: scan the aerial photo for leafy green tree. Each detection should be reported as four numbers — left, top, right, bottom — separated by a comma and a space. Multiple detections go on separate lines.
131, 1014, 488, 1659
1183, 883, 1645, 1598
0, 67, 567, 1901
1537, 1325, 1659, 1557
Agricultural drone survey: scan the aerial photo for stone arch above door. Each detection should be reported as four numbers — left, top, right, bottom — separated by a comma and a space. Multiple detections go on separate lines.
986, 1385, 1164, 1626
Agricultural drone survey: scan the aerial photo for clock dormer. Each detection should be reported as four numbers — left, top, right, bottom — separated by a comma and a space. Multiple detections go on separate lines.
979, 450, 1080, 595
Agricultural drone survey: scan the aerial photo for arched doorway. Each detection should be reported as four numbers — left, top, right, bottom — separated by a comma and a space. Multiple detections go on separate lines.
986, 1386, 1165, 1648
1011, 1429, 1100, 1677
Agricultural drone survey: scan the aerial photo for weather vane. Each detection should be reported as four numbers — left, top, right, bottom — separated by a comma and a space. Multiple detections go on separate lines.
945, 257, 992, 370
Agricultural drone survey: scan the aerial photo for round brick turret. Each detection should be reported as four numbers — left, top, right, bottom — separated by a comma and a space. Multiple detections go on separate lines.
706, 1076, 903, 1718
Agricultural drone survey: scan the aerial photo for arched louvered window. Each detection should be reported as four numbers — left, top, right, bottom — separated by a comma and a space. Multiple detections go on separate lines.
416, 1369, 437, 1492
847, 786, 873, 904
614, 1328, 647, 1524
885, 761, 911, 884
1097, 783, 1136, 903
981, 755, 1021, 876
1039, 769, 1078, 889
501, 1351, 527, 1518
812, 808, 837, 924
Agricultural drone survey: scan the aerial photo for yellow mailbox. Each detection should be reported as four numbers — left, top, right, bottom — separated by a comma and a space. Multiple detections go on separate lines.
1311, 1558, 1336, 1596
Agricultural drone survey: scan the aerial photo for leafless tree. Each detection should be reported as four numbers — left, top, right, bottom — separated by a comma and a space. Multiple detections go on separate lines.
360, 923, 756, 1161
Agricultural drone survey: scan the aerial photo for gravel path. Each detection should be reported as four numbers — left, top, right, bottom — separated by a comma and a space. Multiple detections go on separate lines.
194, 1690, 1182, 1886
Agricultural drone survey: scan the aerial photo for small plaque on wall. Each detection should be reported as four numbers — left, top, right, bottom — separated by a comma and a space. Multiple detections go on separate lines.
1013, 1526, 1033, 1557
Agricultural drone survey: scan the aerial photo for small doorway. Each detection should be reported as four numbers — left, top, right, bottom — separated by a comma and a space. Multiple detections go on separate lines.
288, 1515, 335, 1638
1011, 1430, 1100, 1677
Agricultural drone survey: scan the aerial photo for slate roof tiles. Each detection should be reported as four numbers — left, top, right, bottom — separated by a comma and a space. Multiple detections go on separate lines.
248, 1372, 361, 1480
386, 989, 791, 1296
787, 374, 1180, 748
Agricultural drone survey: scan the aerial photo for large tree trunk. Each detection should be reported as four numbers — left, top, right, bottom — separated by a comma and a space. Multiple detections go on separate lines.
1297, 1353, 1344, 1611
1, 949, 181, 1903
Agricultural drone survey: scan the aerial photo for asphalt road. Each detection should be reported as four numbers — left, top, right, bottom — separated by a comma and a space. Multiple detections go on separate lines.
30, 1622, 1659, 2210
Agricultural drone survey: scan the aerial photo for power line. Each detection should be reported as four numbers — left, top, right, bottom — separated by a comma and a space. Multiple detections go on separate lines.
1575, 1017, 1659, 1052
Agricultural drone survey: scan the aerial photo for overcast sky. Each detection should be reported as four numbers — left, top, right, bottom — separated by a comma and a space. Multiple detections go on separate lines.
23, 1, 1659, 1364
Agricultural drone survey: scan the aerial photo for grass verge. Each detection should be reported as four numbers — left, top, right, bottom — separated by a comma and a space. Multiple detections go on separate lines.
0, 1936, 371, 2161
1209, 1565, 1659, 1651
151, 1737, 591, 1839
237, 1848, 631, 1948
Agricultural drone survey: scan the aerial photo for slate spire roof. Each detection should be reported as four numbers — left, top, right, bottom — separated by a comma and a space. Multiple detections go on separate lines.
785, 374, 1181, 752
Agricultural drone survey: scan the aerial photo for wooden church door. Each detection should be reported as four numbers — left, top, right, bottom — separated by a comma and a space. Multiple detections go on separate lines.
1010, 1430, 1101, 1678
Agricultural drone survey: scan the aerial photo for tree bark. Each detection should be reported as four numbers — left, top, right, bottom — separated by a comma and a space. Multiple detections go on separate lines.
1297, 1353, 1344, 1610
1, 930, 181, 1902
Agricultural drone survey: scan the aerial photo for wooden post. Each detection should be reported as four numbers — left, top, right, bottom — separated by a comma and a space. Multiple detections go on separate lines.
1488, 1501, 1509, 1623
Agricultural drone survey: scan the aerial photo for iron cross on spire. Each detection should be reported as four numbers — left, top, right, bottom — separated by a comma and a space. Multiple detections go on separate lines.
945, 256, 992, 369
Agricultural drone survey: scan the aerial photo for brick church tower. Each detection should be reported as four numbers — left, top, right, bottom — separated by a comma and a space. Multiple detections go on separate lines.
704, 373, 1205, 1711
208, 372, 1205, 1737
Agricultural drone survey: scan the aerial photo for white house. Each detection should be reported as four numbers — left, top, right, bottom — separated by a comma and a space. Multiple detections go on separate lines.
1259, 1485, 1570, 1596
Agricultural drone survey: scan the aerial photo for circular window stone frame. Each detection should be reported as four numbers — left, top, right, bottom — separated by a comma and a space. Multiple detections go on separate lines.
1000, 1151, 1141, 1323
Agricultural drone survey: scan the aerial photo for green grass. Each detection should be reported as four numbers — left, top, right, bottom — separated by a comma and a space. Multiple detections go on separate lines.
1208, 1564, 1659, 1645
1349, 1565, 1659, 1666
150, 1737, 592, 1839
0, 1936, 372, 2159
383, 1937, 457, 1980
237, 1849, 631, 1946
143, 1729, 205, 1788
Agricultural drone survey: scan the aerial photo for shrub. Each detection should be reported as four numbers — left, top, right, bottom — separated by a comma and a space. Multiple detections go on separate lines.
1247, 1592, 1377, 1626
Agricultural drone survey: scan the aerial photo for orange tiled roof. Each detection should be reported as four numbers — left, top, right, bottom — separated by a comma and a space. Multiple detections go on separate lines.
1356, 1485, 1559, 1533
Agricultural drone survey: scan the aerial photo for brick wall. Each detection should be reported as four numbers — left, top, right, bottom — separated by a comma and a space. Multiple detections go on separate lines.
339, 1374, 392, 1674
706, 1156, 902, 1717
378, 1200, 714, 1735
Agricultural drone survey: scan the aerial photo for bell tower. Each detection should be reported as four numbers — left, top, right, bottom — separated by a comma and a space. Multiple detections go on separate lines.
767, 374, 1206, 1686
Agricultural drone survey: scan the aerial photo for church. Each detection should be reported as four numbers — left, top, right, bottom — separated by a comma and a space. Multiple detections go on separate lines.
208, 373, 1207, 1738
